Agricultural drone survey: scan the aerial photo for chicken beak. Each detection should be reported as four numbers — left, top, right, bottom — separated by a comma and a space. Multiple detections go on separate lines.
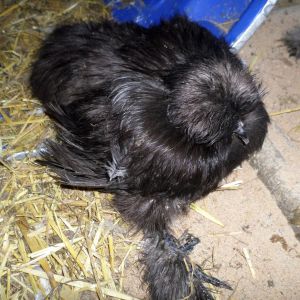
236, 132, 249, 145
234, 122, 249, 146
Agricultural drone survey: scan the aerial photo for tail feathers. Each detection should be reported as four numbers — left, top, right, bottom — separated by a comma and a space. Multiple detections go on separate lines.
41, 99, 78, 131
142, 232, 231, 300
38, 139, 111, 188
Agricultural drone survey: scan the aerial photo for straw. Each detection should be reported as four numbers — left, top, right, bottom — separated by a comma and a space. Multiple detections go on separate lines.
0, 2, 141, 299
242, 247, 256, 279
270, 105, 300, 116
190, 203, 224, 227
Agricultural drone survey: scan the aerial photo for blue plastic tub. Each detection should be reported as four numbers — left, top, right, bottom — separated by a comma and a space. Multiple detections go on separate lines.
105, 0, 278, 51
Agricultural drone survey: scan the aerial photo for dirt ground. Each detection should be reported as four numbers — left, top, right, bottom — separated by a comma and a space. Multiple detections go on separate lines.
241, 5, 300, 142
123, 5, 300, 300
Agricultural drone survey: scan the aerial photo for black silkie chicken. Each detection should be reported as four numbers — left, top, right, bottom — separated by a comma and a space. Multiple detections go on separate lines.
30, 16, 269, 299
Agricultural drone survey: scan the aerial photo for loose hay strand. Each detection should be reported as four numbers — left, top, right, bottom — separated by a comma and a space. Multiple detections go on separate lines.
47, 211, 88, 277
270, 105, 300, 116
17, 239, 40, 294
190, 203, 225, 227
18, 267, 139, 300
108, 234, 115, 271
218, 180, 243, 190
243, 247, 256, 279
0, 244, 13, 280
16, 217, 58, 289
85, 228, 104, 299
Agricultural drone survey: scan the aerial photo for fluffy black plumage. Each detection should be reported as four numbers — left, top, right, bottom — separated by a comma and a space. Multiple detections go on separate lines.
30, 16, 269, 299
282, 26, 300, 59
